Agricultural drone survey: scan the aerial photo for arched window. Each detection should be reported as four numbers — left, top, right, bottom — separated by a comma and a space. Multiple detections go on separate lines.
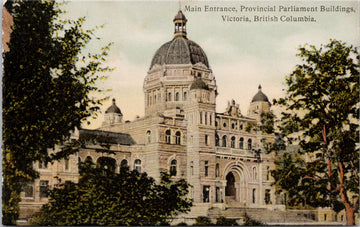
215, 163, 220, 177
154, 95, 157, 104
248, 138, 252, 150
231, 136, 235, 148
184, 92, 187, 101
253, 167, 257, 180
120, 159, 128, 168
170, 160, 177, 176
175, 131, 181, 145
168, 92, 172, 101
215, 134, 219, 146
175, 92, 179, 101
165, 130, 171, 144
85, 156, 93, 166
266, 166, 270, 181
239, 138, 244, 149
146, 130, 151, 144
134, 159, 141, 172
200, 112, 203, 124
222, 135, 227, 147
97, 157, 116, 173
209, 114, 212, 125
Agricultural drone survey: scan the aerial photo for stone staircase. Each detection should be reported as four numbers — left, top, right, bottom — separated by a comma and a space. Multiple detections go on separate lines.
208, 205, 317, 225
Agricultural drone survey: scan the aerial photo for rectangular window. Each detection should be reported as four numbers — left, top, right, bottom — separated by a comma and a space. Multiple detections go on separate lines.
40, 180, 49, 198
23, 183, 34, 197
205, 135, 209, 145
65, 159, 69, 170
203, 186, 210, 203
265, 189, 271, 204
216, 187, 220, 203
252, 188, 256, 203
190, 161, 194, 175
204, 161, 209, 177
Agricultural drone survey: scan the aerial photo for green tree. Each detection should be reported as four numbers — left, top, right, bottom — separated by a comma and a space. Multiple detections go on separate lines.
260, 111, 275, 134
29, 163, 192, 226
193, 216, 213, 226
215, 216, 238, 226
273, 40, 359, 225
2, 1, 112, 224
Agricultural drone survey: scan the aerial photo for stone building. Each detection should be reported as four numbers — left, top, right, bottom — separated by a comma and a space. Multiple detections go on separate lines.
18, 10, 352, 225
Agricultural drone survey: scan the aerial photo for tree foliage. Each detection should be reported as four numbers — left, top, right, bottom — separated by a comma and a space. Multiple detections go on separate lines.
193, 216, 213, 226
272, 40, 359, 224
29, 163, 192, 226
260, 111, 275, 134
2, 1, 112, 224
191, 216, 238, 226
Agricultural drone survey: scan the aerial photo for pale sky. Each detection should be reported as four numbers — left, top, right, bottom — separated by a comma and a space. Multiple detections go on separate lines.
60, 0, 360, 129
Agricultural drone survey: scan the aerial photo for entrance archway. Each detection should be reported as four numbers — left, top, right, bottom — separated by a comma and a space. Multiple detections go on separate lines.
225, 172, 236, 196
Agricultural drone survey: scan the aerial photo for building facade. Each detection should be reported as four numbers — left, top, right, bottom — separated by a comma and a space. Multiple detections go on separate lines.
19, 10, 353, 225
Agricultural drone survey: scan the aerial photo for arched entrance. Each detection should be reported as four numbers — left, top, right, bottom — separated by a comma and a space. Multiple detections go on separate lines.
225, 172, 236, 196
97, 157, 116, 172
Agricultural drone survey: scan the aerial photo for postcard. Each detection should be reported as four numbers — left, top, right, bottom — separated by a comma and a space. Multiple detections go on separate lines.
2, 0, 359, 225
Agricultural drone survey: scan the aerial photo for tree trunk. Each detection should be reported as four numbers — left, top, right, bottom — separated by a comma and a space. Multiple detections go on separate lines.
344, 205, 355, 225
338, 161, 357, 225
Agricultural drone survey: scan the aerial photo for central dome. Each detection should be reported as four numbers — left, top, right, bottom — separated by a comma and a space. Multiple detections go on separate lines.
150, 38, 209, 69
149, 11, 209, 69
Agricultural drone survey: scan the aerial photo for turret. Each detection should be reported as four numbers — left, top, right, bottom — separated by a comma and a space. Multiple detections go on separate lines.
102, 98, 123, 125
248, 85, 271, 119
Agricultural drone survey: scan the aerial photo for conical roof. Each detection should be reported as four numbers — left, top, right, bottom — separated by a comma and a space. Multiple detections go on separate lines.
173, 10, 187, 21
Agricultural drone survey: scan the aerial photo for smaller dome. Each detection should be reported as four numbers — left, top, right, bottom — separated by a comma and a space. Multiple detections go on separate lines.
190, 78, 209, 90
105, 98, 122, 115
251, 85, 269, 103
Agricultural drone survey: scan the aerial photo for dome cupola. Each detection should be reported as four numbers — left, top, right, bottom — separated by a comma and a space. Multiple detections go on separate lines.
251, 85, 270, 103
105, 98, 122, 115
248, 85, 271, 118
144, 11, 216, 117
173, 10, 187, 38
149, 11, 209, 69
103, 98, 123, 126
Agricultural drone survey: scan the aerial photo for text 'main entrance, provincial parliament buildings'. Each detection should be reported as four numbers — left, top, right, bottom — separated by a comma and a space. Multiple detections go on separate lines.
19, 10, 347, 225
